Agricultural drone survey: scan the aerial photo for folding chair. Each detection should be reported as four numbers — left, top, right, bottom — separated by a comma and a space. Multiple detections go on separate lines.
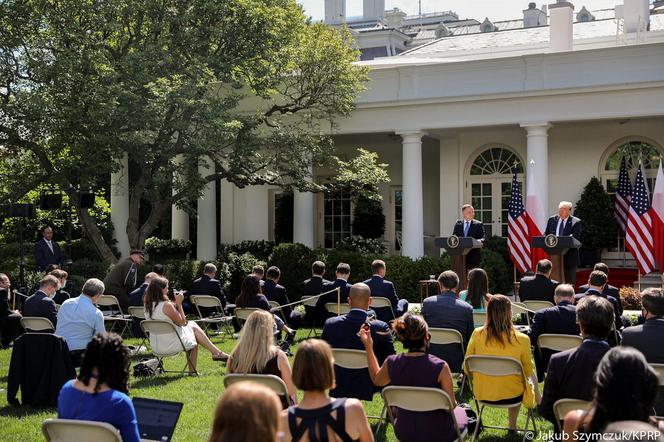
464, 355, 538, 441
20, 317, 54, 333
472, 312, 486, 328
429, 328, 466, 397
331, 348, 386, 421
234, 308, 260, 329
537, 334, 582, 360
140, 319, 198, 376
324, 303, 351, 316
301, 296, 320, 337
42, 419, 121, 442
371, 296, 396, 321
190, 295, 233, 338
512, 302, 532, 326
650, 363, 664, 419
96, 295, 132, 336
553, 398, 591, 432
127, 306, 148, 348
381, 386, 468, 441
224, 373, 294, 406
522, 300, 554, 312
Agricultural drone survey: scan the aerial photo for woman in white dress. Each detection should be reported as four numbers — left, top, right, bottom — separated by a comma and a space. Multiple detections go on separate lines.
144, 276, 228, 372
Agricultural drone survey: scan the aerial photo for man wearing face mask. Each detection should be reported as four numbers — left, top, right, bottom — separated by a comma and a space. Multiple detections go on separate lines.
49, 269, 71, 305
23, 275, 59, 327
544, 201, 582, 284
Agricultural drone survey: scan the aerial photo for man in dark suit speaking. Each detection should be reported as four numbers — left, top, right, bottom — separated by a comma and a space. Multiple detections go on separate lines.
544, 201, 582, 284
452, 204, 485, 270
34, 226, 63, 271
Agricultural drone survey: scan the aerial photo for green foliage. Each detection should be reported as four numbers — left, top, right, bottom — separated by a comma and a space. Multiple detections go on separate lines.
144, 237, 192, 259
384, 255, 452, 300
575, 177, 618, 250
68, 259, 112, 280
219, 252, 266, 300
218, 240, 276, 262
480, 249, 513, 295
336, 236, 387, 255
328, 148, 390, 202
268, 243, 317, 299
351, 196, 386, 239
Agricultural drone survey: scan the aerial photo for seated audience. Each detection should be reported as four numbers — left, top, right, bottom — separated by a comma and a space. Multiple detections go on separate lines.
227, 310, 297, 407
363, 260, 408, 321
528, 284, 580, 382
191, 263, 228, 310
129, 272, 157, 307
465, 294, 540, 430
317, 263, 352, 319
563, 347, 659, 438
622, 288, 664, 363
264, 266, 302, 329
459, 268, 491, 312
152, 263, 165, 276
103, 249, 144, 311
251, 265, 265, 287
57, 332, 140, 442
302, 261, 331, 328
235, 276, 296, 342
321, 283, 395, 401
50, 269, 71, 305
279, 339, 373, 442
578, 262, 623, 314
0, 273, 22, 348
518, 259, 558, 304
575, 270, 622, 332
539, 295, 614, 425
210, 382, 282, 442
422, 270, 473, 372
144, 276, 229, 370
359, 313, 468, 442
23, 275, 59, 327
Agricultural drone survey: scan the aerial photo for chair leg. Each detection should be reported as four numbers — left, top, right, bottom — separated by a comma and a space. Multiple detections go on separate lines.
458, 374, 466, 398
472, 404, 484, 442
522, 410, 531, 442
373, 404, 387, 436
184, 350, 199, 376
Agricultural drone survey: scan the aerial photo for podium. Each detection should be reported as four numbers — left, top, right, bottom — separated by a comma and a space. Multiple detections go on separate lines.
435, 236, 483, 289
532, 235, 582, 284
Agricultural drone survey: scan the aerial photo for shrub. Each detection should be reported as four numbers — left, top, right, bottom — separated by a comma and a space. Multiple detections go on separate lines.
575, 177, 617, 251
219, 240, 276, 262
480, 248, 513, 295
69, 259, 112, 280
145, 237, 192, 259
619, 286, 642, 310
268, 243, 317, 300
352, 196, 385, 239
220, 252, 266, 299
336, 236, 387, 255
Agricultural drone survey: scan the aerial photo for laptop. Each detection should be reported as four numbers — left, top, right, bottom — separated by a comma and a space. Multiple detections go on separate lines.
133, 397, 183, 442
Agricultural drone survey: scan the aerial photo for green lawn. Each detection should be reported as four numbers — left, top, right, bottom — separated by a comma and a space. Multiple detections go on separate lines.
0, 329, 553, 441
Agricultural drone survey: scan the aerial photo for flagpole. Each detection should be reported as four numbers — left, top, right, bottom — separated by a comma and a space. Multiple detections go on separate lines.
513, 266, 518, 302
638, 271, 641, 292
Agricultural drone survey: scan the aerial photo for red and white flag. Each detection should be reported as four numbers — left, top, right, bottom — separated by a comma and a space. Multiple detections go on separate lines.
525, 161, 548, 270
625, 160, 656, 275
651, 160, 664, 271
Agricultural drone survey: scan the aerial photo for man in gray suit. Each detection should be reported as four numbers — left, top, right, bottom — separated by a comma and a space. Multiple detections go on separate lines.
422, 270, 474, 372
622, 288, 664, 363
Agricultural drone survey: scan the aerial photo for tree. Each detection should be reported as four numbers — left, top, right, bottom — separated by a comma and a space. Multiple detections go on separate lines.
0, 0, 370, 261
575, 177, 617, 252
352, 196, 385, 239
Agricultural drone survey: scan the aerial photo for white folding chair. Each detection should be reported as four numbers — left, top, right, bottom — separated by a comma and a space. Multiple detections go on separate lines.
522, 300, 554, 312
224, 373, 293, 407
20, 317, 54, 333
472, 312, 486, 328
96, 295, 132, 336
512, 302, 533, 326
553, 398, 591, 432
381, 386, 468, 441
127, 306, 148, 348
537, 334, 582, 360
301, 296, 320, 337
42, 419, 121, 442
331, 348, 385, 421
190, 295, 233, 337
234, 307, 260, 329
140, 319, 198, 375
371, 296, 397, 321
324, 303, 351, 316
464, 355, 538, 441
429, 328, 466, 397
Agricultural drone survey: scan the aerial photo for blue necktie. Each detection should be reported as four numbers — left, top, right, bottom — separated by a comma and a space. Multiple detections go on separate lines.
557, 219, 565, 236
464, 221, 469, 237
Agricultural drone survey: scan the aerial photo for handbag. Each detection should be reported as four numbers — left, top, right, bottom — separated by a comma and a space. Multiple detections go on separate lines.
133, 358, 164, 377
459, 403, 482, 436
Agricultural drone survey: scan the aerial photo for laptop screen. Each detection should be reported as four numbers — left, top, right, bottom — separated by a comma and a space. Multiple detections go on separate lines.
133, 397, 183, 442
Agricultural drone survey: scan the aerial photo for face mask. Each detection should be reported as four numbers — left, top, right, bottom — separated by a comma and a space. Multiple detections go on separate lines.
61, 280, 67, 288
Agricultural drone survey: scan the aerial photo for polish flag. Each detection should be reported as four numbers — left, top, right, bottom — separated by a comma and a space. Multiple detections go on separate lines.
526, 160, 548, 269
652, 160, 664, 271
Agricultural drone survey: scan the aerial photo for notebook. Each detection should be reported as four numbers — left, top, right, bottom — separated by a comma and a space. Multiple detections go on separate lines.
133, 397, 183, 442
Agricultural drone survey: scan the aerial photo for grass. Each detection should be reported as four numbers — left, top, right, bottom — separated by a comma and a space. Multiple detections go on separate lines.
0, 328, 554, 441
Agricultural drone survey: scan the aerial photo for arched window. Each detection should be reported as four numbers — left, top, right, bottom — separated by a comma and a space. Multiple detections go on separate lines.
466, 146, 524, 237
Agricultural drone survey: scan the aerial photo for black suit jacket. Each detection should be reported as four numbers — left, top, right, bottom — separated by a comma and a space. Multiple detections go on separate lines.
34, 239, 63, 271
318, 279, 352, 309
622, 318, 664, 363
263, 279, 292, 317
452, 219, 485, 269
544, 215, 582, 262
579, 283, 623, 314
539, 339, 610, 424
518, 274, 558, 304
322, 309, 395, 401
303, 276, 331, 298
129, 283, 148, 307
363, 275, 399, 322
23, 290, 58, 327
574, 289, 622, 331
190, 275, 227, 308
527, 301, 579, 381
0, 288, 13, 319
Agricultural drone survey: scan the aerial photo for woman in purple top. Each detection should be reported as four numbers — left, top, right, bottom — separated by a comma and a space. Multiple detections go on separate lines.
359, 313, 468, 442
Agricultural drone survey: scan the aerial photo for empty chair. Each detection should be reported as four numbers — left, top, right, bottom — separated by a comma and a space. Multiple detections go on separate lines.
42, 419, 121, 442
96, 295, 132, 336
20, 316, 54, 333
511, 302, 532, 326
234, 307, 260, 328
472, 312, 485, 327
301, 296, 320, 337
127, 306, 148, 345
522, 300, 554, 312
140, 319, 198, 375
324, 303, 351, 316
537, 334, 582, 358
190, 295, 233, 337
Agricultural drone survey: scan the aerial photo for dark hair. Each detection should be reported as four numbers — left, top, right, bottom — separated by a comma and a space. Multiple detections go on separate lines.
49, 269, 68, 280
336, 263, 350, 275
371, 259, 386, 274
144, 275, 169, 318
392, 313, 428, 351
576, 295, 613, 339
45, 264, 60, 273
266, 266, 280, 280
78, 333, 130, 394
235, 276, 261, 308
466, 268, 489, 309
42, 225, 53, 233
641, 288, 664, 317
311, 261, 326, 276
438, 270, 459, 291
536, 259, 552, 274
484, 294, 515, 346
588, 270, 608, 287
39, 274, 60, 290
252, 265, 264, 276
585, 347, 658, 432
152, 264, 165, 276
593, 262, 609, 275
292, 339, 335, 391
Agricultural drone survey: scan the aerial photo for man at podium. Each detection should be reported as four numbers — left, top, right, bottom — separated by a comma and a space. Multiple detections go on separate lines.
544, 201, 582, 284
452, 204, 485, 270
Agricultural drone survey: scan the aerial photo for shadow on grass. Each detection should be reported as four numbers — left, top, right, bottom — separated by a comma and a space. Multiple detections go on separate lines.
131, 373, 197, 389
0, 404, 55, 418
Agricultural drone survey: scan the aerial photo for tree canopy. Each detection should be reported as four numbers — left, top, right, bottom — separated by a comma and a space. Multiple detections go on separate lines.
0, 0, 374, 260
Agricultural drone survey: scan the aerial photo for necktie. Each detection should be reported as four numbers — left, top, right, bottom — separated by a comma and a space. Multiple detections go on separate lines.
464, 221, 469, 236
557, 219, 565, 236
46, 240, 54, 254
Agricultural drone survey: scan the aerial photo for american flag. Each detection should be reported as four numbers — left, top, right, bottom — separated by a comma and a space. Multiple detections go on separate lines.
507, 168, 532, 274
614, 156, 632, 233
625, 160, 655, 274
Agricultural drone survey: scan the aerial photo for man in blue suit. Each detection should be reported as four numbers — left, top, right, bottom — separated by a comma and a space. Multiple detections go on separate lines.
452, 204, 485, 270
363, 260, 408, 322
322, 282, 395, 401
264, 266, 302, 328
23, 275, 59, 327
317, 263, 352, 320
544, 201, 582, 284
34, 226, 63, 271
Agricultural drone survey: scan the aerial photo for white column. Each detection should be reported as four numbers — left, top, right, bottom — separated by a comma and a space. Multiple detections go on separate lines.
197, 156, 217, 261
171, 155, 189, 241
219, 179, 234, 245
439, 137, 460, 241
110, 153, 130, 258
398, 131, 426, 258
521, 123, 551, 218
293, 162, 315, 248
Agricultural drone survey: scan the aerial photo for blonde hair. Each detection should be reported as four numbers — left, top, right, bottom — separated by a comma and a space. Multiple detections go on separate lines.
228, 310, 277, 374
